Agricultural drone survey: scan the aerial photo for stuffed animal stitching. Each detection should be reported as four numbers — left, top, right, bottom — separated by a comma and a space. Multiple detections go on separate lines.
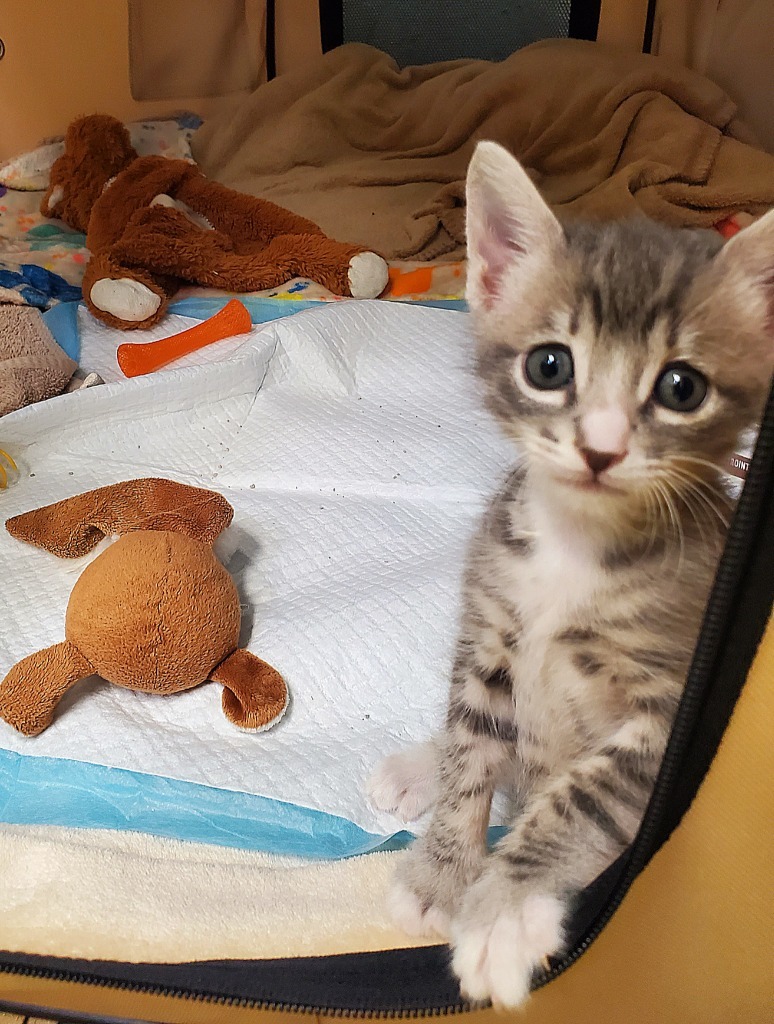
0, 478, 288, 736
41, 114, 389, 330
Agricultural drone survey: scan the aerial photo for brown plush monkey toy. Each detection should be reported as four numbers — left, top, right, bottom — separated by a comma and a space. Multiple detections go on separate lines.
41, 114, 389, 330
0, 479, 288, 736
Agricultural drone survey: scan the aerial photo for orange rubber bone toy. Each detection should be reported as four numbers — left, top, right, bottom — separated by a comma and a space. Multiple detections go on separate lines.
117, 299, 252, 377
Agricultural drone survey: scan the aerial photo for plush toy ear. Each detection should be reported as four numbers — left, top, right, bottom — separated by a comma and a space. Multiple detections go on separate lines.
63, 114, 137, 171
212, 649, 289, 731
7, 478, 234, 557
0, 641, 93, 736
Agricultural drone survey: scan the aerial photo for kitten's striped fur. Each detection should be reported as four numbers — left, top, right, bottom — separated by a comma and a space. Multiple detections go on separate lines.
370, 142, 774, 1008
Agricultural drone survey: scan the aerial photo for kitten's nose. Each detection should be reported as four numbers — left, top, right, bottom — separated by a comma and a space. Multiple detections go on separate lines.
578, 407, 630, 475
580, 447, 625, 475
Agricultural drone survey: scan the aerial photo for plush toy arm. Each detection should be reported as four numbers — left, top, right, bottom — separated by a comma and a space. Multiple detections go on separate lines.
176, 175, 327, 244
7, 478, 234, 557
212, 649, 288, 731
0, 641, 93, 735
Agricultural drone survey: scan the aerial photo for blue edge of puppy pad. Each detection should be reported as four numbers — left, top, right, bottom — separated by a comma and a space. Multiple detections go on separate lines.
4, 293, 486, 860
42, 301, 81, 362
0, 748, 507, 860
0, 747, 405, 858
42, 295, 469, 366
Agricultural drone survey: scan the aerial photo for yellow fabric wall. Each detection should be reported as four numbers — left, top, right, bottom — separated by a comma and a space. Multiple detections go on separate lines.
0, 0, 320, 161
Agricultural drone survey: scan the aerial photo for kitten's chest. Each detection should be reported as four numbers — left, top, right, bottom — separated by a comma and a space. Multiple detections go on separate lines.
496, 534, 615, 746
507, 529, 605, 637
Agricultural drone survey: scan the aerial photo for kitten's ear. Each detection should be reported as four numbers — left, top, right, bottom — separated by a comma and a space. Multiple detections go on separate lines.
698, 210, 774, 373
465, 141, 564, 313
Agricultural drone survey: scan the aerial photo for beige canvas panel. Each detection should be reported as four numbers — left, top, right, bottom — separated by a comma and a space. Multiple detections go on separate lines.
597, 0, 650, 49
5, 0, 769, 163
128, 0, 267, 101
652, 0, 774, 153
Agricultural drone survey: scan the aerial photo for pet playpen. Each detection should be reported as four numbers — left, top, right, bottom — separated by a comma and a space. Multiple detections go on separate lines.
0, 2, 771, 1021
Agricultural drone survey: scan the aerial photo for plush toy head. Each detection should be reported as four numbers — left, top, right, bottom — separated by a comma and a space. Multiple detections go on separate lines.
41, 115, 138, 232
0, 479, 288, 736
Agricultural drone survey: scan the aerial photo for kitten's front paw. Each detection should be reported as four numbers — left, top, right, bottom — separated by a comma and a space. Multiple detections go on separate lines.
368, 742, 437, 821
389, 838, 479, 940
388, 875, 451, 939
451, 869, 566, 1009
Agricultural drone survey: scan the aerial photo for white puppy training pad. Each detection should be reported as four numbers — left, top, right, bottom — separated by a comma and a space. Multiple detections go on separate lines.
0, 302, 513, 856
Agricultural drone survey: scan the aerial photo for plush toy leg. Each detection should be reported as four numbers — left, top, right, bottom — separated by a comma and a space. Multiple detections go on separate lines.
106, 206, 290, 292
211, 649, 288, 731
178, 177, 389, 297
176, 176, 326, 242
82, 250, 172, 331
107, 204, 388, 299
109, 205, 248, 289
192, 232, 387, 298
0, 641, 93, 736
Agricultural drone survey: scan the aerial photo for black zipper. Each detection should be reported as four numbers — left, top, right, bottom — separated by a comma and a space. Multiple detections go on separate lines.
1, 385, 772, 1020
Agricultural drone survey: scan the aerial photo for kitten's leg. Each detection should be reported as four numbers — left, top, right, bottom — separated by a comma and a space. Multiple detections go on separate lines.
450, 717, 667, 1008
368, 739, 438, 822
389, 654, 517, 938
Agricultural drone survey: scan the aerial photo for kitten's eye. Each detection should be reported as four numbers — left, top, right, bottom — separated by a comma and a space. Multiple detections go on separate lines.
524, 346, 574, 390
654, 364, 708, 412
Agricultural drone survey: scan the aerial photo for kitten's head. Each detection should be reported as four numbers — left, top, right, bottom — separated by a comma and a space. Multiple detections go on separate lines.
466, 141, 774, 534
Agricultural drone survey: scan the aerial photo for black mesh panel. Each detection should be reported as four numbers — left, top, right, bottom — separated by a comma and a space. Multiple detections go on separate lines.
341, 0, 572, 66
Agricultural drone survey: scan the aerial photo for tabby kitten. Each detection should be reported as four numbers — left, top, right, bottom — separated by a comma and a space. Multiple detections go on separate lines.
369, 141, 774, 1008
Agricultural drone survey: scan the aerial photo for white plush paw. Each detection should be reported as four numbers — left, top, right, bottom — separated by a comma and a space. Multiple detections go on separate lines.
388, 876, 451, 939
151, 193, 214, 231
367, 742, 437, 821
451, 890, 565, 1009
348, 251, 389, 299
90, 278, 161, 322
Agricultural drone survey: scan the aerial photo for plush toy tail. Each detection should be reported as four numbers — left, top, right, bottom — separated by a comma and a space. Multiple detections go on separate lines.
0, 641, 93, 736
6, 478, 234, 557
211, 649, 288, 731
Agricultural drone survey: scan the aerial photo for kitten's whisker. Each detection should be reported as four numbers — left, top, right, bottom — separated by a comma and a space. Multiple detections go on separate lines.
641, 485, 664, 556
645, 458, 732, 531
659, 467, 731, 531
656, 457, 735, 507
671, 486, 710, 550
654, 479, 685, 572
677, 482, 729, 533
662, 462, 734, 508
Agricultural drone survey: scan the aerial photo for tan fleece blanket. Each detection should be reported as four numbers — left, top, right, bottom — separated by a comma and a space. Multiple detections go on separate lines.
192, 39, 774, 261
